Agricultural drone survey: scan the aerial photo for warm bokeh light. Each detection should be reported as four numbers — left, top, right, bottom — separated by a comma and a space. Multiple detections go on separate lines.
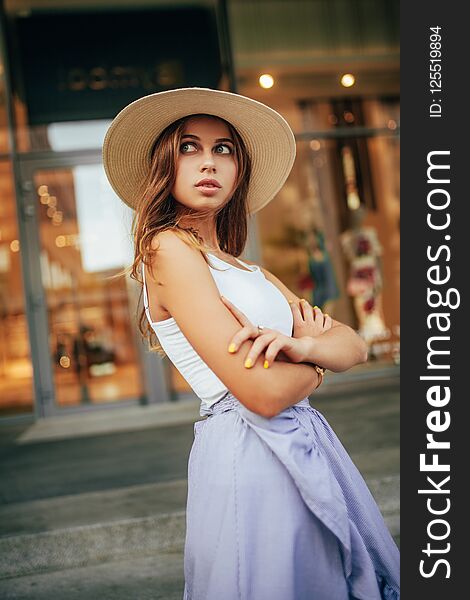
52, 211, 63, 225
328, 114, 339, 125
347, 192, 361, 210
10, 239, 20, 252
59, 356, 71, 369
340, 73, 356, 88
259, 74, 274, 89
309, 139, 321, 151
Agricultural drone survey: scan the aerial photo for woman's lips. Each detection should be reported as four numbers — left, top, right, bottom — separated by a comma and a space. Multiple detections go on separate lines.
196, 185, 221, 195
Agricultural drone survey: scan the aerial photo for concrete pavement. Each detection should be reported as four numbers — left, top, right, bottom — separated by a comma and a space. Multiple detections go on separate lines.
0, 367, 399, 598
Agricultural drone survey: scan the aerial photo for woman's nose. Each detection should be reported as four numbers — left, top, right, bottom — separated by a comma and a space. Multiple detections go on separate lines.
199, 150, 216, 171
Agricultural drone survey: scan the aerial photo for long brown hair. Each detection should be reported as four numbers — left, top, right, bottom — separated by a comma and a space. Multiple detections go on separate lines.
113, 113, 252, 357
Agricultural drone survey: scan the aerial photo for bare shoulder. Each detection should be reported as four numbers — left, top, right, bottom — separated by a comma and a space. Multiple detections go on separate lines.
148, 229, 205, 283
150, 228, 187, 254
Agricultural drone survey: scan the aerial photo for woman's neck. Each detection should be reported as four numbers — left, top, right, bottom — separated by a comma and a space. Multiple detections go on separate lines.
176, 222, 221, 252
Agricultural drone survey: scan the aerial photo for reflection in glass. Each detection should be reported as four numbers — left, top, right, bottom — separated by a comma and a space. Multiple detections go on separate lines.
47, 120, 112, 152
255, 97, 400, 366
0, 57, 9, 154
34, 165, 144, 407
0, 161, 35, 415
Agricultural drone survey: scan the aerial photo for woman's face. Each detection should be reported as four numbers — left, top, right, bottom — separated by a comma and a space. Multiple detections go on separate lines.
171, 115, 238, 213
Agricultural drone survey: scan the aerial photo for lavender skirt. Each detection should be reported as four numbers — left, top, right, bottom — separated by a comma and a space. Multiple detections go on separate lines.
183, 392, 399, 600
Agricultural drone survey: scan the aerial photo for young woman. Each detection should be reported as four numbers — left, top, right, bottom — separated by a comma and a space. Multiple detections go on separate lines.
103, 87, 399, 600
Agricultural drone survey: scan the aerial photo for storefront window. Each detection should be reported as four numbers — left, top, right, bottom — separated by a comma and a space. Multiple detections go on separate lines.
0, 59, 9, 154
33, 164, 145, 407
0, 160, 35, 416
254, 96, 400, 366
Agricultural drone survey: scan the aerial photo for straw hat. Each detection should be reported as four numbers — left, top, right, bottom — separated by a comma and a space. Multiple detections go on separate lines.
102, 87, 296, 215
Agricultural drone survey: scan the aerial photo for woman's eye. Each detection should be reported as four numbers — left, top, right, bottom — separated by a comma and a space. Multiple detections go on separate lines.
215, 144, 232, 154
180, 142, 197, 153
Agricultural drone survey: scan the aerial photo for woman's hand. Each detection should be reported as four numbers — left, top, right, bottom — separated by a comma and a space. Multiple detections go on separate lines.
290, 299, 332, 339
220, 295, 313, 368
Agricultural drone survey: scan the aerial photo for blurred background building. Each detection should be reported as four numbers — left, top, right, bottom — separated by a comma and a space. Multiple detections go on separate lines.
0, 0, 399, 421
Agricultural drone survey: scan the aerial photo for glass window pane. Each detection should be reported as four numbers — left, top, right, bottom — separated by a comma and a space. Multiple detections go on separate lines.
0, 56, 9, 154
47, 120, 112, 152
250, 96, 400, 366
0, 160, 35, 415
33, 165, 146, 408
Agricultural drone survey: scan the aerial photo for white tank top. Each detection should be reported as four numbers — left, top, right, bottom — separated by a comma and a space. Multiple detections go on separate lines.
142, 252, 294, 416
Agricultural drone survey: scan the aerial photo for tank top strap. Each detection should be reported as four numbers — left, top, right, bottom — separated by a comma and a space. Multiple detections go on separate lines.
232, 255, 259, 272
234, 257, 251, 269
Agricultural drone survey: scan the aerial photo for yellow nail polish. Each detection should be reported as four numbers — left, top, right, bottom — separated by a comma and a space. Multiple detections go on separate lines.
301, 298, 308, 302
244, 358, 253, 368
228, 343, 236, 353
264, 360, 269, 369
313, 305, 319, 310
288, 300, 294, 304
324, 313, 329, 318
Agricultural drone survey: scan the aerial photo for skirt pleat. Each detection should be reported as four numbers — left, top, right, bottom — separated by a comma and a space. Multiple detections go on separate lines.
183, 393, 399, 600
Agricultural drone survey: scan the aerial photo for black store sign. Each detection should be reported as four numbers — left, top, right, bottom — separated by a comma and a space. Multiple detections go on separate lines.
12, 7, 222, 125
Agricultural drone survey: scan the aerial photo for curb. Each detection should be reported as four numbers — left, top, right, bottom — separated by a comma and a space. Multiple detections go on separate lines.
0, 474, 399, 579
1, 507, 398, 580
0, 511, 185, 580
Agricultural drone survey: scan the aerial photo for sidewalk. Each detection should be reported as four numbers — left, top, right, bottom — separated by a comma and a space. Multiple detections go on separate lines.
12, 361, 399, 444
0, 366, 399, 598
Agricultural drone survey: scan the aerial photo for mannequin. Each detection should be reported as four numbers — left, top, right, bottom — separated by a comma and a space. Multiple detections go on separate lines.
303, 227, 339, 310
341, 205, 389, 346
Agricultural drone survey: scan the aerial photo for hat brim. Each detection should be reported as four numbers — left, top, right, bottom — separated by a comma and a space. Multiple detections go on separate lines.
102, 87, 296, 215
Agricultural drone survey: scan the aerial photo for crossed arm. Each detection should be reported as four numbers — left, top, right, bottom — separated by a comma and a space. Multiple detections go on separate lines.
149, 231, 366, 418
256, 265, 368, 372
